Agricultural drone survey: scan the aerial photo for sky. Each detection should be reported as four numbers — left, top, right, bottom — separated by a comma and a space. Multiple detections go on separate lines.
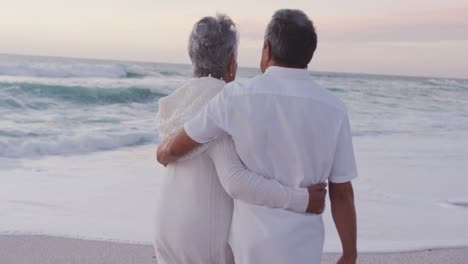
1, 0, 467, 79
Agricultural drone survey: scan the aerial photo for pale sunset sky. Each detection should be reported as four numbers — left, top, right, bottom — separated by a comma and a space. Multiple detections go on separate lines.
1, 0, 467, 78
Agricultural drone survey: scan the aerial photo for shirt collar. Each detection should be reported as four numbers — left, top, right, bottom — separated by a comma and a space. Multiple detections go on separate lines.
264, 66, 311, 80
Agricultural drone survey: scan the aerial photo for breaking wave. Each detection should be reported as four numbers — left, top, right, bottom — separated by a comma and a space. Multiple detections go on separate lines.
0, 82, 165, 107
0, 131, 157, 158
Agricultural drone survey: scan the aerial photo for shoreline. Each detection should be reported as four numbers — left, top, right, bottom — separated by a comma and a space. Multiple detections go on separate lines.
2, 137, 468, 253
3, 231, 468, 255
1, 235, 468, 264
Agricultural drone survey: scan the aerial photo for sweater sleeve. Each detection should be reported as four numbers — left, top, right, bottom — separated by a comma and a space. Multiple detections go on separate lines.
207, 135, 309, 213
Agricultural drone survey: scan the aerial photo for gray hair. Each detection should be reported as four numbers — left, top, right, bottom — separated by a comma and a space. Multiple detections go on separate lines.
188, 14, 238, 79
265, 9, 317, 68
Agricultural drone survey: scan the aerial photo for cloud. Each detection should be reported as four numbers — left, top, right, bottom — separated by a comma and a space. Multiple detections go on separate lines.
318, 5, 468, 42
320, 23, 468, 42
235, 5, 468, 43
236, 19, 268, 41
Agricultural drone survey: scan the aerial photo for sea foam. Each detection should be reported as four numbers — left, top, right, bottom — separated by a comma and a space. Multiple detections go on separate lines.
0, 63, 130, 78
0, 132, 156, 158
1, 54, 467, 159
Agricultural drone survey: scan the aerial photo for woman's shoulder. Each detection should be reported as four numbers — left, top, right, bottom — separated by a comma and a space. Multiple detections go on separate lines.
193, 77, 226, 93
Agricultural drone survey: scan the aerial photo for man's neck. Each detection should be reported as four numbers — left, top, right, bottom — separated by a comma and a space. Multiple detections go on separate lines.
269, 61, 307, 70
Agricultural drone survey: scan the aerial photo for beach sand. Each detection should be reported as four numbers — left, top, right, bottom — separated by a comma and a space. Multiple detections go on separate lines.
2, 138, 468, 255
1, 235, 467, 264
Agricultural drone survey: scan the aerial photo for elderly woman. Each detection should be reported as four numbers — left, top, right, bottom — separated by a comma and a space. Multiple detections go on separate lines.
153, 15, 315, 264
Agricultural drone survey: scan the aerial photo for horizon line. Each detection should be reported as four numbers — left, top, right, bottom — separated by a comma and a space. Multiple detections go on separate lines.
1, 52, 467, 81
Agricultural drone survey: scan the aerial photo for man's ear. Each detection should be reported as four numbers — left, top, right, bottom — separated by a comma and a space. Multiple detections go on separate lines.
264, 40, 272, 62
260, 40, 272, 73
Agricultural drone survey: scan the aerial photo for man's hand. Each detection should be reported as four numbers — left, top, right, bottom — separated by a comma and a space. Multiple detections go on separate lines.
306, 182, 327, 214
156, 129, 202, 167
156, 137, 175, 167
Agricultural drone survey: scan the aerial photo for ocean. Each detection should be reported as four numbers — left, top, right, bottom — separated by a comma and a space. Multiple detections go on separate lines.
1, 54, 468, 252
1, 54, 467, 158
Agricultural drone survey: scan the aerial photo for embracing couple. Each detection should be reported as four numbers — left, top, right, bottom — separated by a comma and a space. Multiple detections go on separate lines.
155, 9, 357, 264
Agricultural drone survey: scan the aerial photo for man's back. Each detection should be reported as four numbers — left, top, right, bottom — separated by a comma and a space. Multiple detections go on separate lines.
225, 66, 353, 188
184, 66, 357, 264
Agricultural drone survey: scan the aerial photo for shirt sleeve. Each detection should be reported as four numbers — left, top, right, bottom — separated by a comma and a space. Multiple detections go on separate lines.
184, 88, 231, 144
329, 113, 358, 183
207, 135, 309, 213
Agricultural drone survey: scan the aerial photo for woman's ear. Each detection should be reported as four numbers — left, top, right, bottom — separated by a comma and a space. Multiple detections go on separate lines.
224, 53, 237, 83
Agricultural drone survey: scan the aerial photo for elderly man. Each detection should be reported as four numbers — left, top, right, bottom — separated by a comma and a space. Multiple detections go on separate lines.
158, 9, 358, 264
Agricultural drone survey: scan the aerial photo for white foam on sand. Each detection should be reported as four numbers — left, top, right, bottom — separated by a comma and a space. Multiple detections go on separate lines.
0, 146, 161, 245
1, 134, 468, 253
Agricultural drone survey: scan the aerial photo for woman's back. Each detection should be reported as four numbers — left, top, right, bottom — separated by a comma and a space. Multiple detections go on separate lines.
154, 150, 234, 264
154, 77, 234, 264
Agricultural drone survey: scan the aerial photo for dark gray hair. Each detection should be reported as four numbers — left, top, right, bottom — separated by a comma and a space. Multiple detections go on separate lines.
188, 14, 238, 79
265, 9, 317, 68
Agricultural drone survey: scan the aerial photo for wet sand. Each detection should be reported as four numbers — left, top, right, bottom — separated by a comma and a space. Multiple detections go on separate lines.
1, 235, 468, 264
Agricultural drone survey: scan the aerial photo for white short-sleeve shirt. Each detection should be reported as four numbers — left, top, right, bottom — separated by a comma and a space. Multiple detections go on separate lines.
185, 66, 357, 264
